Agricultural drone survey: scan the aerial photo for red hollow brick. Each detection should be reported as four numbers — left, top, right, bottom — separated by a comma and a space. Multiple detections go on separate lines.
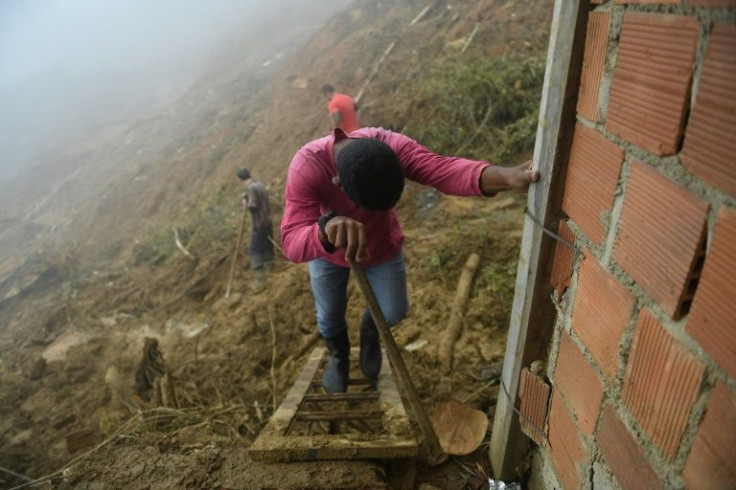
606, 13, 698, 155
554, 331, 603, 435
519, 367, 551, 447
613, 160, 708, 319
549, 220, 577, 301
562, 124, 624, 245
598, 404, 663, 490
683, 381, 736, 490
686, 207, 736, 379
577, 12, 610, 121
622, 309, 705, 460
571, 250, 634, 381
548, 392, 589, 490
681, 23, 736, 197
689, 0, 736, 5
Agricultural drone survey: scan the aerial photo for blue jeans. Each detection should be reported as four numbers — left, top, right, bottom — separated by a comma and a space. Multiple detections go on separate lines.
308, 251, 409, 338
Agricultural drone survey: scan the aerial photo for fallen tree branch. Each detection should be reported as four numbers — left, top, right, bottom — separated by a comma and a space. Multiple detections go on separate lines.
461, 23, 480, 53
172, 227, 195, 259
455, 95, 493, 155
409, 3, 434, 26
0, 465, 31, 484
438, 253, 481, 372
355, 40, 397, 105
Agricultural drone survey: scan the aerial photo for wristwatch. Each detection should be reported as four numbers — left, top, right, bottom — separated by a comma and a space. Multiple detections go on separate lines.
317, 211, 338, 252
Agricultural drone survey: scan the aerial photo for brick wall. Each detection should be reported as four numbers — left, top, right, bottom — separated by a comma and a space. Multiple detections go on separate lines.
525, 2, 736, 489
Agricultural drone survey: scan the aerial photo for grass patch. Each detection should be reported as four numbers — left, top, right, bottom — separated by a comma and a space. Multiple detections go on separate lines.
403, 55, 544, 163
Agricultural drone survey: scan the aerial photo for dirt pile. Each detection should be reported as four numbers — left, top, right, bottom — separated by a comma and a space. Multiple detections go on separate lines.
0, 0, 552, 488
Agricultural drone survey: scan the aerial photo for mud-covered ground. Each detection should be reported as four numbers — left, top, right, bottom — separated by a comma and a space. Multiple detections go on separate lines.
1, 191, 527, 489
0, 1, 552, 488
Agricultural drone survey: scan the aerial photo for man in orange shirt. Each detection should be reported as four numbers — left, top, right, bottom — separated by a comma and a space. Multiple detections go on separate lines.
322, 84, 359, 133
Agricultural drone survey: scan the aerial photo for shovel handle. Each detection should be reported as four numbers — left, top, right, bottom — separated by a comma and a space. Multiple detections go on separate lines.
350, 260, 447, 466
225, 207, 248, 298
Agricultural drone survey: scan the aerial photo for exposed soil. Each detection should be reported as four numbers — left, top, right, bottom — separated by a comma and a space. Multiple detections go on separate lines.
0, 1, 552, 488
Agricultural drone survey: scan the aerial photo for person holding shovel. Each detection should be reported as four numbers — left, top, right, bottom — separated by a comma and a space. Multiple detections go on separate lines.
280, 128, 538, 393
237, 168, 274, 291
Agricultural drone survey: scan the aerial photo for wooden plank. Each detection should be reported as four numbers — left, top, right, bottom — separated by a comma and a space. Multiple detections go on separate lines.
248, 348, 419, 462
249, 434, 418, 462
303, 393, 380, 403
264, 347, 324, 437
295, 410, 384, 421
489, 0, 589, 480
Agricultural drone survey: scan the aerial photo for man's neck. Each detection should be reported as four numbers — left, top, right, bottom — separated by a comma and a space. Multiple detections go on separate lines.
333, 138, 351, 161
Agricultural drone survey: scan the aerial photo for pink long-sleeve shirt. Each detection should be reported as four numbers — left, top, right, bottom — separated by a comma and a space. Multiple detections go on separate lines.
280, 127, 490, 267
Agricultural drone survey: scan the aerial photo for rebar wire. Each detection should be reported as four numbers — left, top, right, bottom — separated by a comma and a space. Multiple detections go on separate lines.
524, 208, 582, 255
498, 208, 576, 445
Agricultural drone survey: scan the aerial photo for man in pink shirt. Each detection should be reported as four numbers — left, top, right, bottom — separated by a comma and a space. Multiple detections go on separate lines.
281, 127, 538, 393
322, 84, 359, 133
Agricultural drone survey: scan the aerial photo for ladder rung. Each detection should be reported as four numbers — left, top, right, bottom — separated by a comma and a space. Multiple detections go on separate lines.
295, 410, 384, 421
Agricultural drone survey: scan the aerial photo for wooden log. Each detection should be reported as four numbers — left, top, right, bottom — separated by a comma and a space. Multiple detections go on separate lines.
438, 253, 481, 372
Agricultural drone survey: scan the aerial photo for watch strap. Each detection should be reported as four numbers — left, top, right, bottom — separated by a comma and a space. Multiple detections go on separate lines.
317, 211, 338, 253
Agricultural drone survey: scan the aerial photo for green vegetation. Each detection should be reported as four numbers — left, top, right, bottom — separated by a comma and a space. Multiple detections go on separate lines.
406, 55, 544, 163
132, 190, 237, 266
129, 55, 545, 272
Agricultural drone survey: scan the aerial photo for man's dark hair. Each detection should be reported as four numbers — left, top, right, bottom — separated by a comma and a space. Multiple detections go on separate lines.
236, 168, 251, 181
336, 139, 404, 210
321, 84, 335, 94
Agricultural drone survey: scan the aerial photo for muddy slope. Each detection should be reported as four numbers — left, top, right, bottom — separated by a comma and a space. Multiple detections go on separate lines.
0, 1, 552, 488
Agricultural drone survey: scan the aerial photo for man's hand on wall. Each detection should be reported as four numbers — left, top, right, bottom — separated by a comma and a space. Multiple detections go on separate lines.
480, 159, 539, 196
506, 160, 539, 193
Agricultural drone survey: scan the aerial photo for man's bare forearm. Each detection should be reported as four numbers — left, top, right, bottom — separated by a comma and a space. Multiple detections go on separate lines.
480, 160, 539, 195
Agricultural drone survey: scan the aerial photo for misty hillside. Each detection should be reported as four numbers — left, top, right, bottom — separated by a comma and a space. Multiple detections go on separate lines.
0, 0, 349, 182
0, 0, 342, 270
0, 0, 552, 487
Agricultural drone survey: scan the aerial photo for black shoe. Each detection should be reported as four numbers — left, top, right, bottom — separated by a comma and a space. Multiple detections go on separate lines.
359, 309, 382, 381
322, 330, 350, 394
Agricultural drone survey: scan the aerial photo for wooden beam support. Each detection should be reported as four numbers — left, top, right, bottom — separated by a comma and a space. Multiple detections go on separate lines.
490, 0, 590, 480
